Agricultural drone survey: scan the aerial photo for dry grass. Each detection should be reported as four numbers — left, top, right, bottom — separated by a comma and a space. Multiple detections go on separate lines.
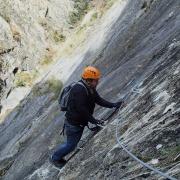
32, 76, 63, 98
14, 70, 39, 87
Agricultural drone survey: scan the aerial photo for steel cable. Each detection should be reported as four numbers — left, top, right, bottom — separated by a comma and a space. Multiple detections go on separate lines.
115, 119, 178, 180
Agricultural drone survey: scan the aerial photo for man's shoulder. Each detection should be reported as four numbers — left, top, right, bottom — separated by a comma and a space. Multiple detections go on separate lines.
71, 82, 87, 93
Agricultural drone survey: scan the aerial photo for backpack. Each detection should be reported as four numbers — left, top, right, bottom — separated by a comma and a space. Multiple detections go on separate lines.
58, 81, 88, 111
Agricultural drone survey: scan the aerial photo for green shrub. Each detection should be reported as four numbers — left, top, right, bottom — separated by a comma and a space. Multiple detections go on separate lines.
53, 31, 66, 43
69, 0, 90, 25
32, 76, 63, 99
90, 12, 98, 22
160, 145, 180, 156
104, 0, 115, 9
40, 55, 53, 66
14, 70, 39, 87
47, 77, 63, 98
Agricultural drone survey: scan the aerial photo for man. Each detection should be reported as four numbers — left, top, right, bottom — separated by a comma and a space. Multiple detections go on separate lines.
50, 66, 123, 168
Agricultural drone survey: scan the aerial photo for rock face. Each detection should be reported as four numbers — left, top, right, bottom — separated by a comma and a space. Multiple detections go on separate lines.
0, 0, 72, 105
0, 0, 180, 180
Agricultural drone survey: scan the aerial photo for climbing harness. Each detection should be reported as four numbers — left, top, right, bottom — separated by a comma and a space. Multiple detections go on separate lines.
65, 107, 121, 162
60, 106, 120, 136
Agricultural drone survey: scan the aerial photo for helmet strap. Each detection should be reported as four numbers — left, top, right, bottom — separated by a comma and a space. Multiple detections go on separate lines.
82, 79, 93, 88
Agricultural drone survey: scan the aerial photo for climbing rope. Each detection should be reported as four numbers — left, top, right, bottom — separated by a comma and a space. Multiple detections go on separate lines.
115, 119, 178, 180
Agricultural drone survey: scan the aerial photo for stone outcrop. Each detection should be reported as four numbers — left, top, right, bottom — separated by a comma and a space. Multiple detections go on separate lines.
0, 0, 179, 179
0, 0, 72, 107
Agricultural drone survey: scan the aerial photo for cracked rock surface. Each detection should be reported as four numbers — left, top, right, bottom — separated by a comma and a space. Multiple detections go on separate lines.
0, 0, 72, 107
0, 0, 180, 179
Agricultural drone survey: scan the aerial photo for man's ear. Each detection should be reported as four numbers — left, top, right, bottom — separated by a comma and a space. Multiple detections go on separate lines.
86, 80, 91, 85
85, 79, 90, 83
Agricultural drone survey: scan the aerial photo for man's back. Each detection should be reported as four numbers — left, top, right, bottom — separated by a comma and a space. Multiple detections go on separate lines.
65, 80, 96, 126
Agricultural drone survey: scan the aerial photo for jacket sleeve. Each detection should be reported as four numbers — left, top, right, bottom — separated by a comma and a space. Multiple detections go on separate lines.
72, 85, 97, 124
95, 90, 115, 108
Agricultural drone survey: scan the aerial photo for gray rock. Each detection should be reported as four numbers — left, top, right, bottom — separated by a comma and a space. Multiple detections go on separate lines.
0, 0, 73, 104
0, 0, 180, 180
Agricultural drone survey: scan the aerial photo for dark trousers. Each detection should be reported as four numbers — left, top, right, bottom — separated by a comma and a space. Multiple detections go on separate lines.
52, 121, 84, 161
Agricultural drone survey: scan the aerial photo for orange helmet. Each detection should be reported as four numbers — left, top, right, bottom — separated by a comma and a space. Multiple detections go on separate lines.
81, 66, 101, 79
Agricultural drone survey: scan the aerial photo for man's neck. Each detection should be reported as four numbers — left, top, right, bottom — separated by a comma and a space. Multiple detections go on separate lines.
81, 79, 89, 87
81, 79, 95, 89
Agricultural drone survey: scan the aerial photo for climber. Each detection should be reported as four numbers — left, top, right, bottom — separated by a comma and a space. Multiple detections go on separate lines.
50, 66, 123, 168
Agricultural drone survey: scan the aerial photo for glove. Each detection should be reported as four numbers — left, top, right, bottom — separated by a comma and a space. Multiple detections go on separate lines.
95, 119, 104, 125
90, 126, 102, 131
114, 100, 124, 108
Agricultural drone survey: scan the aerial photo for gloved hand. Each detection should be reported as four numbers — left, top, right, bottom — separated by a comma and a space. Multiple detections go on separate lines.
95, 119, 104, 125
90, 126, 102, 131
114, 100, 124, 108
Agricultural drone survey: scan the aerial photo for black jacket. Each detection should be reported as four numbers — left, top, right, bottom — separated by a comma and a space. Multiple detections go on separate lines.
65, 80, 115, 126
